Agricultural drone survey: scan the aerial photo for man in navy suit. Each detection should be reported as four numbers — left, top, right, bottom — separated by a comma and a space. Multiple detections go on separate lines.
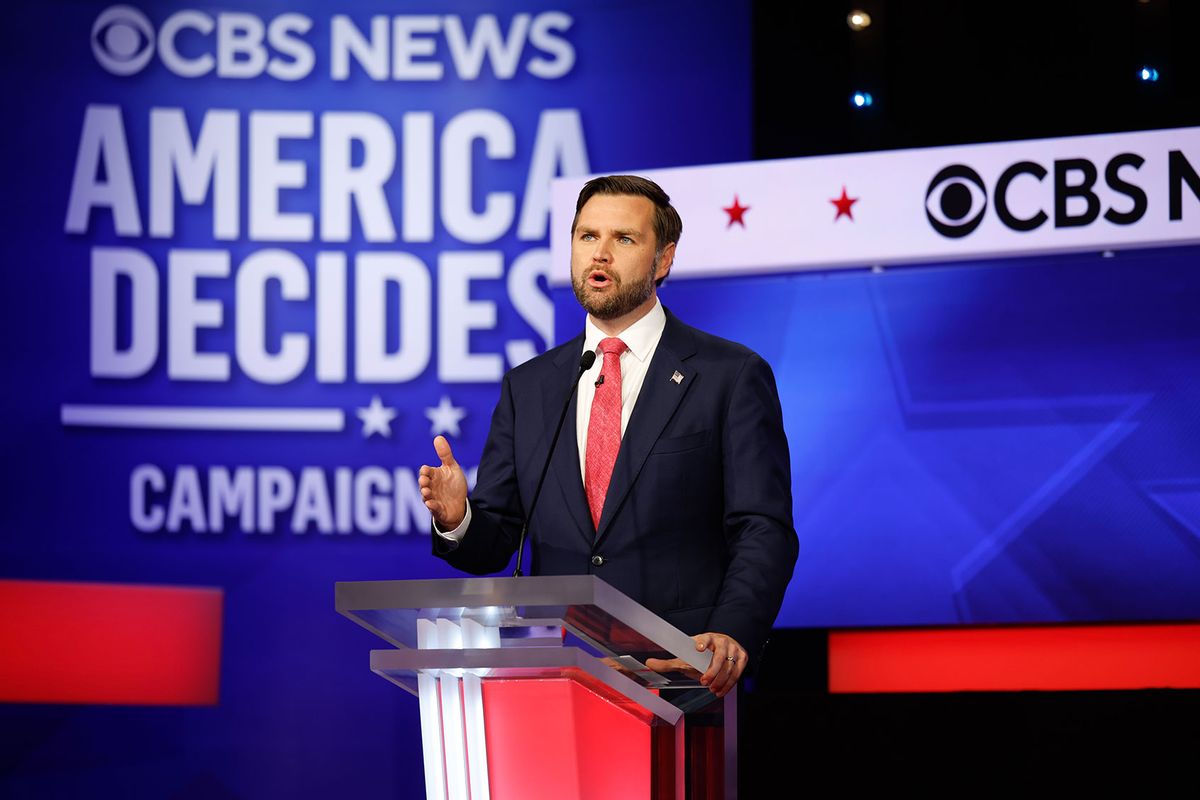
420, 176, 797, 697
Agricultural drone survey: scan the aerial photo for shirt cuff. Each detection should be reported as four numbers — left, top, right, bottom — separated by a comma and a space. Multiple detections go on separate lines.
432, 501, 471, 544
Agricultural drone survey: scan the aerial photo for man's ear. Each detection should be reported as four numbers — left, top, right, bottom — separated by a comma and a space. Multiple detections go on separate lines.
655, 242, 676, 282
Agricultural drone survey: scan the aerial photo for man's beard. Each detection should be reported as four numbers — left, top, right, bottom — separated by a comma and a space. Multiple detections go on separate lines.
572, 259, 657, 320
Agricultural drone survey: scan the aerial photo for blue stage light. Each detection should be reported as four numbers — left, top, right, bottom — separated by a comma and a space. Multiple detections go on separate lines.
852, 91, 874, 108
1139, 66, 1160, 82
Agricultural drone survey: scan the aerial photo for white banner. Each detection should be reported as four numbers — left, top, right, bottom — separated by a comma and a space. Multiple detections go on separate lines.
551, 126, 1200, 281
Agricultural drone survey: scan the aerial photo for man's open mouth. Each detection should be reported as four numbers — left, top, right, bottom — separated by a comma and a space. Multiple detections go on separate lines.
587, 270, 613, 287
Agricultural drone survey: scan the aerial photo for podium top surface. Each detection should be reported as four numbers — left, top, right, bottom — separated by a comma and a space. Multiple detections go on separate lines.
336, 575, 706, 668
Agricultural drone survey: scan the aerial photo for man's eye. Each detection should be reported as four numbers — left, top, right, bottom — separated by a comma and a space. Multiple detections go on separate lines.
619, 236, 632, 244
580, 233, 595, 241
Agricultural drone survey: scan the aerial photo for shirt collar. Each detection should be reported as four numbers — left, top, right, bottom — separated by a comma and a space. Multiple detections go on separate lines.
583, 298, 666, 364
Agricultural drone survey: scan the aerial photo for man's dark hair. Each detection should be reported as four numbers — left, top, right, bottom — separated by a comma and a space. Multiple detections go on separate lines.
571, 175, 682, 286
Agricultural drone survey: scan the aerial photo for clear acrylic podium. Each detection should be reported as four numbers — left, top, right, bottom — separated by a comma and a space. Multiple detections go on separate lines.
336, 575, 736, 800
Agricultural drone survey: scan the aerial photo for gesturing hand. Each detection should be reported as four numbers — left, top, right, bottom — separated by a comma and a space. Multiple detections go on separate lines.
644, 632, 748, 697
418, 435, 468, 529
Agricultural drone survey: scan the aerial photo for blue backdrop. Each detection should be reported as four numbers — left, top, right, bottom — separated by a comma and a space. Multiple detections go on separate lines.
632, 243, 1200, 628
0, 1, 750, 796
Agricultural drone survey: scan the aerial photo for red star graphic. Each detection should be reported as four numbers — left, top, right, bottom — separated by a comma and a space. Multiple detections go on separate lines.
830, 186, 859, 221
723, 194, 750, 228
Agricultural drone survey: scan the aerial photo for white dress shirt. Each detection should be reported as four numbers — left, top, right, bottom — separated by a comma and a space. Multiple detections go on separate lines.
436, 299, 667, 543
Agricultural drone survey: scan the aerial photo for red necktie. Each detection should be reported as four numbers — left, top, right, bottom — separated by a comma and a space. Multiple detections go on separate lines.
585, 337, 628, 530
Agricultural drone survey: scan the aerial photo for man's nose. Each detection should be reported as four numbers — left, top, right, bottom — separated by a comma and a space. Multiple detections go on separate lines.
591, 238, 612, 262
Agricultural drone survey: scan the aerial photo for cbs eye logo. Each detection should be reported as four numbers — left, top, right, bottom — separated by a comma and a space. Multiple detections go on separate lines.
925, 165, 988, 239
91, 5, 154, 76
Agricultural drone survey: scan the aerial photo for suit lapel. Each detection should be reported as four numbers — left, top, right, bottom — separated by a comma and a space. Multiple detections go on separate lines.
595, 311, 698, 541
548, 336, 595, 543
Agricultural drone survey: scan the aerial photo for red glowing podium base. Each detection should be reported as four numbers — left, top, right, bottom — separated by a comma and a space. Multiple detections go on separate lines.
337, 576, 735, 800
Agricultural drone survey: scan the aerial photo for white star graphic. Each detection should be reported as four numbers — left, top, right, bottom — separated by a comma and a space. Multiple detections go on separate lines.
356, 395, 398, 438
425, 395, 467, 437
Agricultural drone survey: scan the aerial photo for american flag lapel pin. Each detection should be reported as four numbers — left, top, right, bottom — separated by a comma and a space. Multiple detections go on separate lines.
671, 370, 684, 385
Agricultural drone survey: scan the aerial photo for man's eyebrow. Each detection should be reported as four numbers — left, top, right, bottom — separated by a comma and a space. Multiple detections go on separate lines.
574, 226, 644, 237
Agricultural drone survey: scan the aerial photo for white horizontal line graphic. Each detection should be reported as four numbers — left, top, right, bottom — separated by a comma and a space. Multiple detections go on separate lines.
60, 404, 345, 432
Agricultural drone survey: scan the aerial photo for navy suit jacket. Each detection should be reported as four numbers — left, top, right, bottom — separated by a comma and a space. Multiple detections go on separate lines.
433, 308, 797, 665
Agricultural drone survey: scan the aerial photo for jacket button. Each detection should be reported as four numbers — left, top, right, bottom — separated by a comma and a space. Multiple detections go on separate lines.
591, 555, 605, 566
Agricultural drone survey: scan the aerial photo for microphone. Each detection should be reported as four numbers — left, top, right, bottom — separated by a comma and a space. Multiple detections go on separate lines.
513, 349, 596, 577
594, 375, 605, 388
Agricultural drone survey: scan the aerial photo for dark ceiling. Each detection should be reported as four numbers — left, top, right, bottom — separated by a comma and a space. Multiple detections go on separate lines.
753, 0, 1199, 158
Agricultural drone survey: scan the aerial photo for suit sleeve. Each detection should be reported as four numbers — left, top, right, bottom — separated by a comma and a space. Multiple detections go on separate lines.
431, 372, 525, 574
706, 353, 799, 667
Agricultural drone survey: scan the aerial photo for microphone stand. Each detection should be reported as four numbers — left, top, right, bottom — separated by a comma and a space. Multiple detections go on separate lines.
513, 349, 596, 577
